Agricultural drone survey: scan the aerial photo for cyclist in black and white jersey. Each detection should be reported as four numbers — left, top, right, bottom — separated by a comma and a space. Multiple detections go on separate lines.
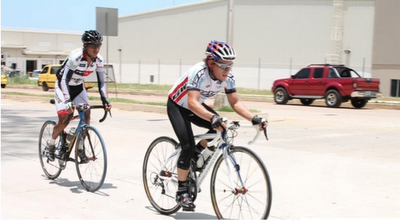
47, 30, 111, 162
167, 40, 268, 211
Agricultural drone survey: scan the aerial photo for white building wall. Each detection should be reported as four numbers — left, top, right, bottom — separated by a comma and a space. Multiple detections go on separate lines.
1, 29, 81, 71
2, 0, 375, 90
342, 0, 375, 76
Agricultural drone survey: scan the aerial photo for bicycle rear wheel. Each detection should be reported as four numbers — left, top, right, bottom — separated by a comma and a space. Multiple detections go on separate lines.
142, 136, 181, 215
210, 146, 272, 220
38, 120, 63, 179
75, 125, 107, 192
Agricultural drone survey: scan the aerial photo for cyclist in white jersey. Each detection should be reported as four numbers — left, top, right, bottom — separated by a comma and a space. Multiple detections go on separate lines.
167, 40, 268, 211
47, 30, 111, 162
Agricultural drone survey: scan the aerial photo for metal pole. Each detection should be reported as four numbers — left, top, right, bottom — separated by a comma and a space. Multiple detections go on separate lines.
118, 49, 122, 83
362, 57, 365, 77
227, 0, 234, 44
179, 59, 182, 77
138, 59, 141, 83
214, 0, 234, 109
258, 58, 261, 90
158, 59, 160, 85
105, 12, 109, 97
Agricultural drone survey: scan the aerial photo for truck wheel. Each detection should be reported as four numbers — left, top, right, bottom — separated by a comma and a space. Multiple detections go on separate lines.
300, 98, 314, 106
42, 82, 49, 91
274, 87, 289, 104
325, 90, 342, 108
351, 98, 368, 109
1, 84, 6, 88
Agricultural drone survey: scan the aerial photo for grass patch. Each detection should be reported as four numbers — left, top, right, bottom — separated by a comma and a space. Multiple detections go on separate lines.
2, 91, 244, 111
7, 76, 38, 85
108, 83, 171, 92
1, 91, 167, 107
236, 88, 272, 96
1, 91, 53, 97
102, 97, 166, 106
215, 106, 259, 113
216, 106, 234, 112
7, 80, 272, 96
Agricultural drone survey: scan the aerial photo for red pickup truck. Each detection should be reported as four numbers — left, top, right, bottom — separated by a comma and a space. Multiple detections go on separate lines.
271, 64, 381, 108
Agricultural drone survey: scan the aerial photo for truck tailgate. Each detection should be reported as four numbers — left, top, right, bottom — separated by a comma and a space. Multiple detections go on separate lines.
355, 78, 380, 91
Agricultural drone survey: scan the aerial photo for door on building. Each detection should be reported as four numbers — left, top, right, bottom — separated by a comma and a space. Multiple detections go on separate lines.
26, 60, 37, 77
391, 79, 400, 97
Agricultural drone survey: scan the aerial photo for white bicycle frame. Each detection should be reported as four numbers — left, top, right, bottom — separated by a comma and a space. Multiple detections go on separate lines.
158, 121, 263, 193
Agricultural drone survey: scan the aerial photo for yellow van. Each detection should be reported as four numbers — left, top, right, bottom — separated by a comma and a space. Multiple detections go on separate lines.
1, 74, 7, 88
38, 64, 94, 91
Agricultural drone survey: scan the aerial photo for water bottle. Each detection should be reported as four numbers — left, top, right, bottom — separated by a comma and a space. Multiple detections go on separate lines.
66, 127, 76, 145
197, 147, 214, 168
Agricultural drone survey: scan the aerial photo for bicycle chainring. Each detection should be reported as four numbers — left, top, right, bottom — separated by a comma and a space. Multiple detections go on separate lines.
187, 177, 197, 202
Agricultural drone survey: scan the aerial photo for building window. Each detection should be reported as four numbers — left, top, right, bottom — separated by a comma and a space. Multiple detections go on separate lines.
391, 79, 400, 97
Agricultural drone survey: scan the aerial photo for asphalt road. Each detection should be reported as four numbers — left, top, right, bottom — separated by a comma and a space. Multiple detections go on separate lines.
1, 92, 400, 220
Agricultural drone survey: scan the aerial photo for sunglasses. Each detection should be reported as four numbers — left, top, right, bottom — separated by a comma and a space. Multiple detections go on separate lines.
212, 60, 233, 71
87, 43, 102, 49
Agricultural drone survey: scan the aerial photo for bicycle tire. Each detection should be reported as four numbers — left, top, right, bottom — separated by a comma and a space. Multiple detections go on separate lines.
142, 136, 181, 215
210, 146, 272, 220
75, 125, 107, 192
38, 120, 63, 179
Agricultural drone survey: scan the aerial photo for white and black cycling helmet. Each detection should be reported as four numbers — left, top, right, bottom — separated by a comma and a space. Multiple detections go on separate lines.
81, 30, 103, 44
205, 40, 236, 61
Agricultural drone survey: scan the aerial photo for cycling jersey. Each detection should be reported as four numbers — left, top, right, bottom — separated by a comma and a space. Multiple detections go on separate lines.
58, 48, 107, 102
54, 48, 107, 115
168, 62, 236, 109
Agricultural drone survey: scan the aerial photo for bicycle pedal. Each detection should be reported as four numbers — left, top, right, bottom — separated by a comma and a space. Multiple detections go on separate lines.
181, 207, 195, 212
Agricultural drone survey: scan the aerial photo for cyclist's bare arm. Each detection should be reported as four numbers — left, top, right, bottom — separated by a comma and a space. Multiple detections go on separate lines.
187, 90, 217, 122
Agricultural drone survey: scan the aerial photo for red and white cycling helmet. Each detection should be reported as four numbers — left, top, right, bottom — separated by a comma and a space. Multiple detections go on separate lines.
205, 40, 236, 61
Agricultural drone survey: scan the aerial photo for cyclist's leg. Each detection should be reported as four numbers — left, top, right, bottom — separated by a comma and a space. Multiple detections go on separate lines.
70, 85, 89, 162
49, 83, 70, 160
72, 84, 90, 124
189, 103, 217, 165
53, 82, 83, 138
167, 99, 196, 211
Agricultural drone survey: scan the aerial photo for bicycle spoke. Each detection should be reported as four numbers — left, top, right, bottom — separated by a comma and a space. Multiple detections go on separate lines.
38, 120, 63, 179
142, 137, 181, 215
211, 146, 272, 219
75, 126, 107, 192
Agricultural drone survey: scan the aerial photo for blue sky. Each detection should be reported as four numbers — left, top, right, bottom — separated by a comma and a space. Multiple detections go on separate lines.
1, 0, 203, 32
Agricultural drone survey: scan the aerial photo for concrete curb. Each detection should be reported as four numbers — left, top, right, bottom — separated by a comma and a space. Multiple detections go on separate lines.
1, 94, 168, 115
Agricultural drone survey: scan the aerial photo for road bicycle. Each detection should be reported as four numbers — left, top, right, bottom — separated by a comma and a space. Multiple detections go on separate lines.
143, 119, 272, 219
38, 99, 110, 192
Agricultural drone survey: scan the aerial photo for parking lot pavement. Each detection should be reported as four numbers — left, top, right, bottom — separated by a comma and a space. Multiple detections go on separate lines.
2, 94, 400, 220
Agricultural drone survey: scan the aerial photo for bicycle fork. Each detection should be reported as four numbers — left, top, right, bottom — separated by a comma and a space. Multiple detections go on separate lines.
222, 145, 247, 195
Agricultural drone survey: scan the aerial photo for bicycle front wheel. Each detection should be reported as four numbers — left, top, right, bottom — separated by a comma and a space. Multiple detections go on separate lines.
142, 136, 181, 215
210, 146, 272, 220
38, 120, 63, 179
75, 125, 107, 192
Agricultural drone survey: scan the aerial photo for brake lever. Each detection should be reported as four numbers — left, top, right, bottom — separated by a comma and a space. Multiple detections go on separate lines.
264, 127, 269, 141
260, 118, 269, 141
